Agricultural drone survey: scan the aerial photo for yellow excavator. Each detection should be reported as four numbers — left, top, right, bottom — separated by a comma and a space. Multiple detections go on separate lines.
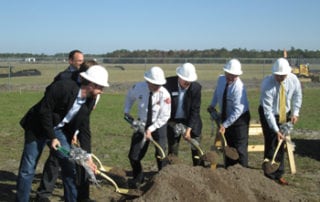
283, 49, 319, 82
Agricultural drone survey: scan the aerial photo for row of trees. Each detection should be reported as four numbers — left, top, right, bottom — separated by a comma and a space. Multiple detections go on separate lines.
0, 47, 319, 59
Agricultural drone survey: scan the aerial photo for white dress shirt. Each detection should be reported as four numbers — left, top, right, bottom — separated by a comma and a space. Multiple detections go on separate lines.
124, 81, 171, 132
260, 72, 302, 132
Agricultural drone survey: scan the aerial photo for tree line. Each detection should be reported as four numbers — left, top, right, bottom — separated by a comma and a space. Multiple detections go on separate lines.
1, 47, 319, 59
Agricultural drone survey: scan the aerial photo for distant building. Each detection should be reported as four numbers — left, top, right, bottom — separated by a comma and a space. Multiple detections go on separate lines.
25, 57, 36, 62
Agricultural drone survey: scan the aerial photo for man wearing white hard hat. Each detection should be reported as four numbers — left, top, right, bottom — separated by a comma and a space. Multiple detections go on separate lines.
208, 59, 250, 167
37, 58, 100, 202
164, 62, 203, 166
259, 58, 302, 185
124, 66, 171, 188
17, 65, 109, 202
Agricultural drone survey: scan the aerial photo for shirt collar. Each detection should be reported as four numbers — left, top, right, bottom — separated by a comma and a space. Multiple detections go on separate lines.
77, 89, 86, 104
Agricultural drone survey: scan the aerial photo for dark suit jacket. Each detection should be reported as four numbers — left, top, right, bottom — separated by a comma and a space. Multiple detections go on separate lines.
164, 76, 203, 136
49, 69, 95, 152
20, 79, 94, 151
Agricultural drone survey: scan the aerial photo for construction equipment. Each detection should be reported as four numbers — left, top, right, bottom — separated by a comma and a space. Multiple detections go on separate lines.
291, 63, 311, 78
283, 49, 319, 82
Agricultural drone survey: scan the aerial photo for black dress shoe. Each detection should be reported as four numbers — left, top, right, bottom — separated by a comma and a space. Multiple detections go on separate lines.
130, 173, 145, 188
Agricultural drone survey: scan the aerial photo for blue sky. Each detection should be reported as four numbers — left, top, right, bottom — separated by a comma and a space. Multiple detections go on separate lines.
1, 0, 319, 54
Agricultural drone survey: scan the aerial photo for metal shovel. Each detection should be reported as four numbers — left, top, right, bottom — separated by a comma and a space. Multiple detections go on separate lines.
149, 137, 166, 160
207, 108, 239, 161
220, 131, 239, 160
262, 139, 284, 174
262, 122, 294, 174
96, 170, 141, 196
91, 153, 141, 196
124, 114, 166, 160
188, 138, 217, 168
188, 138, 205, 157
91, 153, 113, 172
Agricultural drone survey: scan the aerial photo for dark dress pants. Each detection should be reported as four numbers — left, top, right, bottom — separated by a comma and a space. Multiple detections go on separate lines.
224, 111, 250, 167
128, 124, 167, 179
259, 106, 287, 179
167, 119, 202, 166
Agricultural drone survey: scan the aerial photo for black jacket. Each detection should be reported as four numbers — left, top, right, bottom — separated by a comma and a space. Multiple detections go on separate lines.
164, 76, 202, 136
20, 79, 94, 151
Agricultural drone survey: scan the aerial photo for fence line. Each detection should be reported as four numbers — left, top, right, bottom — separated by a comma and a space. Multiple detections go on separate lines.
0, 58, 319, 92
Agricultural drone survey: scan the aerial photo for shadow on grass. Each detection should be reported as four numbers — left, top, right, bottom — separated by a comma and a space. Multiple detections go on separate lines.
0, 171, 64, 201
293, 138, 320, 161
0, 170, 17, 201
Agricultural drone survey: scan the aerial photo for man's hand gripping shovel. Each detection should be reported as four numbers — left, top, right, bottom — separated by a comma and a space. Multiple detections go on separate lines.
207, 107, 239, 166
57, 143, 140, 196
124, 114, 166, 160
168, 122, 215, 168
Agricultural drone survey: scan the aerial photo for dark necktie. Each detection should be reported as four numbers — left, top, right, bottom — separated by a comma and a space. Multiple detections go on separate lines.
221, 82, 228, 122
146, 92, 153, 129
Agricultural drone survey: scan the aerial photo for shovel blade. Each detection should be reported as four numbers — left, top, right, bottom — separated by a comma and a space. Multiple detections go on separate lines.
224, 146, 239, 160
263, 161, 280, 174
117, 188, 142, 197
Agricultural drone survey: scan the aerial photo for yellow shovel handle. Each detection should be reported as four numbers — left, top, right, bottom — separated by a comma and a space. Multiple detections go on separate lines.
150, 138, 166, 160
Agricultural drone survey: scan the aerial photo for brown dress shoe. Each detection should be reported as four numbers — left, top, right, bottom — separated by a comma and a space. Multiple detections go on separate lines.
277, 177, 289, 185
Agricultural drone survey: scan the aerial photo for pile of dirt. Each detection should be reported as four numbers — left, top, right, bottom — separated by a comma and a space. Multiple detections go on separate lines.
131, 164, 303, 202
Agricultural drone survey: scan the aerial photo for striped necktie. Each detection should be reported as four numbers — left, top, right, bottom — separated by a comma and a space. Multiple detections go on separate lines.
279, 82, 286, 123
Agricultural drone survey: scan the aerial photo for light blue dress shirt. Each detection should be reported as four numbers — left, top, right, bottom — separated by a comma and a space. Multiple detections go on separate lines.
175, 84, 187, 119
210, 75, 249, 128
54, 90, 86, 129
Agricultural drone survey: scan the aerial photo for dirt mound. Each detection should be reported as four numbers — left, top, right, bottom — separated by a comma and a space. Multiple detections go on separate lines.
133, 164, 303, 202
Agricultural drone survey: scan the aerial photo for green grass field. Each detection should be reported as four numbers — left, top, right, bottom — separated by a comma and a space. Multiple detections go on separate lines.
0, 62, 279, 90
0, 88, 319, 164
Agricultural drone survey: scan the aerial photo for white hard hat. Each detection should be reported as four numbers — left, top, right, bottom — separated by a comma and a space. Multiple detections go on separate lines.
176, 63, 198, 82
80, 65, 109, 87
223, 59, 243, 75
272, 58, 292, 75
144, 66, 166, 85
